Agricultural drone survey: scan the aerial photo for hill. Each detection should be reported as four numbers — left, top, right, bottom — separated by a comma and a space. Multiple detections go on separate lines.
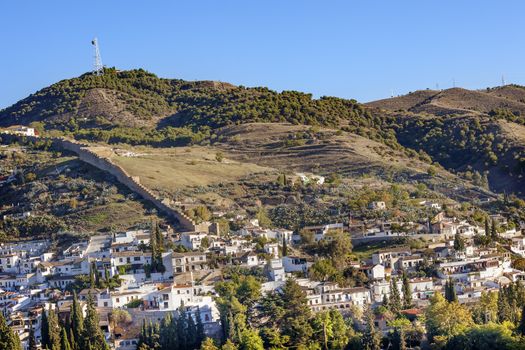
367, 86, 525, 117
1, 69, 524, 197
367, 86, 525, 196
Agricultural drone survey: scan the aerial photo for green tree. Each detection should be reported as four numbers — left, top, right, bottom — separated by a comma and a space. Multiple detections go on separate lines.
445, 322, 521, 350
453, 233, 465, 252
200, 338, 219, 350
60, 327, 72, 350
425, 293, 473, 345
362, 304, 381, 350
81, 294, 109, 350
70, 291, 84, 349
472, 291, 498, 324
256, 207, 272, 228
401, 272, 412, 309
239, 328, 264, 350
491, 220, 498, 240
312, 310, 349, 350
0, 312, 22, 350
221, 339, 239, 350
389, 277, 402, 315
309, 259, 337, 282
46, 307, 61, 350
445, 278, 458, 303
282, 236, 288, 257
28, 326, 37, 350
280, 279, 313, 347
321, 230, 352, 269
518, 305, 525, 336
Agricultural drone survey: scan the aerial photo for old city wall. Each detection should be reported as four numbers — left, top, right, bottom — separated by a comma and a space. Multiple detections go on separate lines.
5, 134, 209, 232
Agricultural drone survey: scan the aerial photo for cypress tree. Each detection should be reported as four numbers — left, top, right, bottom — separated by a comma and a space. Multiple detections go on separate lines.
445, 278, 457, 303
491, 220, 498, 240
282, 236, 288, 257
362, 304, 381, 350
382, 294, 389, 309
41, 307, 50, 349
401, 272, 412, 309
187, 313, 198, 349
176, 305, 188, 349
485, 218, 490, 237
150, 228, 158, 273
60, 327, 72, 350
47, 307, 61, 350
89, 262, 96, 288
70, 291, 84, 349
196, 307, 205, 346
81, 294, 109, 350
390, 277, 402, 314
0, 312, 22, 350
518, 305, 525, 336
28, 325, 37, 350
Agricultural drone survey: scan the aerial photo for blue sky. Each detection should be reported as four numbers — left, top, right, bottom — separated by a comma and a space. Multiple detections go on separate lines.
1, 1, 524, 108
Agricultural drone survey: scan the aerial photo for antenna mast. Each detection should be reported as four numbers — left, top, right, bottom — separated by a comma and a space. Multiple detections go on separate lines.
91, 37, 104, 76
502, 75, 506, 86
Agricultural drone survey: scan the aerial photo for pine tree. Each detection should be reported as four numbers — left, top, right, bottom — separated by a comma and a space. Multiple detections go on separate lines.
0, 312, 22, 350
61, 327, 72, 350
401, 272, 412, 309
239, 328, 264, 350
362, 304, 381, 350
70, 291, 84, 349
81, 294, 109, 350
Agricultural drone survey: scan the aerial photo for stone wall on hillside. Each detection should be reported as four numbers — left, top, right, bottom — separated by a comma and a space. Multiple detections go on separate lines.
3, 134, 209, 232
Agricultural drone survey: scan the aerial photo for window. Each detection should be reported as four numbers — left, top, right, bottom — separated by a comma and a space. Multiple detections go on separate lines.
164, 302, 169, 308
163, 294, 169, 301
104, 302, 108, 307
134, 257, 140, 261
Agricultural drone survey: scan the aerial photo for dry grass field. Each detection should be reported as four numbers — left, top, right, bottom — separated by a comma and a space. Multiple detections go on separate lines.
109, 145, 274, 192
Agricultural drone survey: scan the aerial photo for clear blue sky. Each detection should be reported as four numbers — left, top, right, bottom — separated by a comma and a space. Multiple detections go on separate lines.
1, 1, 524, 108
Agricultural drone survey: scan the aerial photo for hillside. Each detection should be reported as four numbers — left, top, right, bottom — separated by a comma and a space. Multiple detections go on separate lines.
0, 142, 162, 239
1, 69, 524, 197
0, 68, 369, 132
367, 85, 525, 117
